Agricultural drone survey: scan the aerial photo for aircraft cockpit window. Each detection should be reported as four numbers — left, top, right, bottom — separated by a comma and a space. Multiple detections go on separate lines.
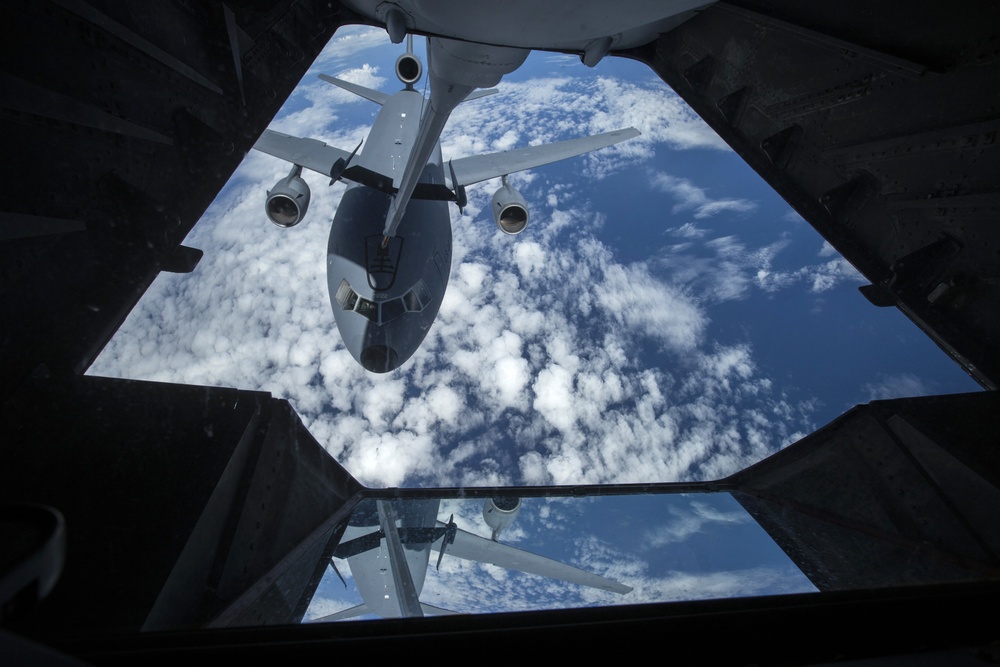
403, 290, 421, 312
335, 280, 358, 311
355, 297, 378, 322
403, 280, 431, 312
337, 280, 378, 322
381, 298, 406, 323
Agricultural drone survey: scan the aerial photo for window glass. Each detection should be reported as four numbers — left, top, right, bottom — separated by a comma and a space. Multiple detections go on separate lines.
355, 298, 378, 322
403, 290, 421, 312
416, 280, 431, 307
335, 280, 358, 311
305, 492, 817, 622
381, 298, 406, 323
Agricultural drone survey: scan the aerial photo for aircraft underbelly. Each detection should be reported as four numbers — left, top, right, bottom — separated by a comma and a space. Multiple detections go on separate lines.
328, 185, 452, 372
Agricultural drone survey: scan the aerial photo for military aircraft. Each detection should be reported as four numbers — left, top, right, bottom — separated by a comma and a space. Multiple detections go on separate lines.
253, 36, 639, 372
313, 497, 632, 620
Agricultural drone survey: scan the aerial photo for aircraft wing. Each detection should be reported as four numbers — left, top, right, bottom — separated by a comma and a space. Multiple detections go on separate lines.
253, 129, 353, 178
448, 127, 641, 187
435, 525, 632, 594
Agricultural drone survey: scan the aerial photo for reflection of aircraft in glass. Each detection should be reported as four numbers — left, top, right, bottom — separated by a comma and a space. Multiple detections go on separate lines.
314, 498, 631, 620
253, 36, 639, 373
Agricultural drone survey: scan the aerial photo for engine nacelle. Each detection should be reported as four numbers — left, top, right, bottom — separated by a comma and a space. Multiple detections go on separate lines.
491, 180, 529, 235
483, 497, 521, 541
395, 52, 422, 86
265, 168, 310, 228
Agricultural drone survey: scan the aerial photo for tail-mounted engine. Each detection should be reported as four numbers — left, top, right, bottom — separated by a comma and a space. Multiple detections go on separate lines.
491, 176, 529, 235
483, 497, 521, 541
265, 165, 311, 228
395, 51, 422, 87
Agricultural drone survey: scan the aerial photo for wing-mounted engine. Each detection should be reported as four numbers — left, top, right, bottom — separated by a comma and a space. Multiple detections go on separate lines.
483, 496, 521, 541
491, 176, 529, 235
265, 164, 311, 228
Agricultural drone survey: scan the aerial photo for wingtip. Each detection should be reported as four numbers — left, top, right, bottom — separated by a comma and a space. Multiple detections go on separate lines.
607, 127, 641, 141
605, 580, 633, 594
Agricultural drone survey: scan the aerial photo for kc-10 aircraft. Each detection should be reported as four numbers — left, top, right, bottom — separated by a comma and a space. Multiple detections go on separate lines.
313, 497, 631, 620
254, 35, 639, 372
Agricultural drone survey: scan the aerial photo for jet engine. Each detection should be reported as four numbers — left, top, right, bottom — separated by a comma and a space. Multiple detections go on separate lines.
491, 177, 529, 235
265, 165, 310, 228
395, 51, 422, 86
483, 497, 521, 541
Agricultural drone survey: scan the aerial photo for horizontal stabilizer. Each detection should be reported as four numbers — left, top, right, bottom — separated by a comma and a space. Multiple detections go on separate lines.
463, 88, 499, 103
253, 129, 353, 178
449, 127, 641, 188
318, 74, 390, 106
309, 603, 371, 622
420, 603, 461, 616
433, 523, 632, 594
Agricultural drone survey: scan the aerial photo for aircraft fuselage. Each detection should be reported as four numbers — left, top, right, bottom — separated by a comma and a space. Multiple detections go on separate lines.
340, 498, 442, 618
327, 90, 452, 373
254, 38, 640, 373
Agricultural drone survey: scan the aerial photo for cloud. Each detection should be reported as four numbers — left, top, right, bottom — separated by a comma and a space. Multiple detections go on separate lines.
654, 230, 865, 306
643, 500, 750, 548
668, 222, 709, 239
756, 257, 865, 294
656, 235, 786, 304
649, 171, 757, 219
94, 168, 815, 487
311, 25, 393, 69
863, 373, 937, 401
592, 256, 707, 352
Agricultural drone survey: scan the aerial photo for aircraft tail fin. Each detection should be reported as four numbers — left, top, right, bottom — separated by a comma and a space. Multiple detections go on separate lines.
318, 74, 390, 106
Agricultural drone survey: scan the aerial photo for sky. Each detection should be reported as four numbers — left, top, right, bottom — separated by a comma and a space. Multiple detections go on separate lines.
87, 24, 982, 618
89, 26, 980, 490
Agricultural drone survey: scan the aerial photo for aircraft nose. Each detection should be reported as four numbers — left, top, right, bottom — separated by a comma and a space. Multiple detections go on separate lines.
360, 344, 400, 373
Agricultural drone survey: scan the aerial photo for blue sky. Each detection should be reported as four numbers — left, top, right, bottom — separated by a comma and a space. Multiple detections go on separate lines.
91, 26, 979, 489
